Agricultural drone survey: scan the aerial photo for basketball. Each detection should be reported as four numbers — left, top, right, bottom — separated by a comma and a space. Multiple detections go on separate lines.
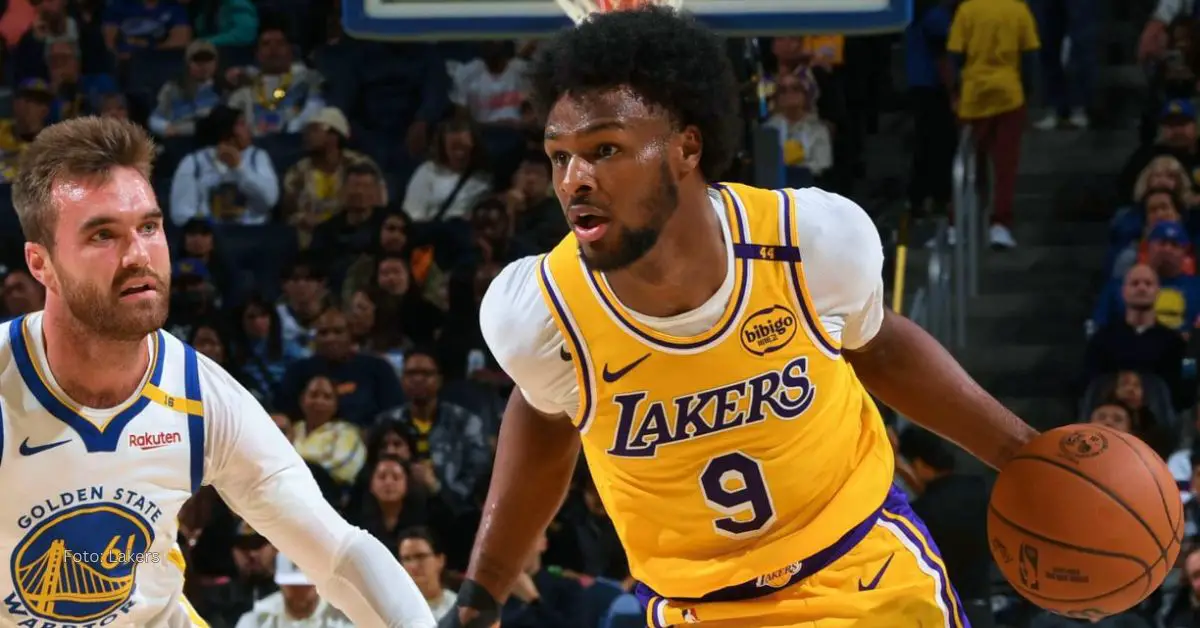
987, 424, 1184, 620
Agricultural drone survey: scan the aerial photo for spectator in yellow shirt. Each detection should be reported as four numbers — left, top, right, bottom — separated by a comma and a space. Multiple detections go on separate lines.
293, 374, 367, 485
948, 0, 1040, 250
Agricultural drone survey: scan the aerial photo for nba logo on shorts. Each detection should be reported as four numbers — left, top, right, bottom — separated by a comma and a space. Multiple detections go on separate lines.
683, 608, 700, 623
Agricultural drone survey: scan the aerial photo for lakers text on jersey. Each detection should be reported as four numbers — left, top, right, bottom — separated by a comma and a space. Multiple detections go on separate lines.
0, 314, 206, 627
537, 183, 895, 597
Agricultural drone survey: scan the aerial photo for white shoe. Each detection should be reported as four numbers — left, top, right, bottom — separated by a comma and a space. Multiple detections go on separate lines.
1067, 109, 1089, 129
989, 224, 1016, 249
1033, 113, 1059, 130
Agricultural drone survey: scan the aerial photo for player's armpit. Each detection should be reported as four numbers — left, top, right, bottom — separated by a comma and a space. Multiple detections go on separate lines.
461, 389, 580, 608
844, 309, 1038, 471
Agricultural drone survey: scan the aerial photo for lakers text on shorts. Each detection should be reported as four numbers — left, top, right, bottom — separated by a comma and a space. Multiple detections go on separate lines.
642, 486, 971, 628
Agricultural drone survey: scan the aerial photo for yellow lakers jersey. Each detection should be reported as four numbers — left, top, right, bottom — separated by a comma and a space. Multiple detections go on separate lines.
537, 183, 894, 598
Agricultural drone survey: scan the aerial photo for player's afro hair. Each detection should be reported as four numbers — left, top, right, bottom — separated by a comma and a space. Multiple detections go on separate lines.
531, 6, 741, 181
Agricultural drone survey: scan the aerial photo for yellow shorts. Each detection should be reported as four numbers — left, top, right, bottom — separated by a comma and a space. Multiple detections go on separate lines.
640, 485, 969, 628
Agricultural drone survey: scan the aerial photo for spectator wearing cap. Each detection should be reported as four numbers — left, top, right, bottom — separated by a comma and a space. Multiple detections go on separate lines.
150, 40, 223, 138
192, 519, 280, 626
282, 106, 383, 240
0, 78, 52, 182
1, 267, 44, 321
170, 105, 279, 226
227, 24, 325, 137
1093, 221, 1200, 335
948, 0, 1040, 249
101, 0, 191, 60
186, 0, 258, 47
1109, 187, 1194, 279
234, 553, 352, 628
1121, 99, 1200, 195
165, 257, 222, 340
1085, 264, 1187, 409
1110, 156, 1198, 255
44, 38, 116, 122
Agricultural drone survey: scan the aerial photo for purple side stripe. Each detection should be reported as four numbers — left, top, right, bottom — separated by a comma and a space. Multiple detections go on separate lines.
539, 257, 594, 430
880, 484, 970, 628
778, 189, 840, 357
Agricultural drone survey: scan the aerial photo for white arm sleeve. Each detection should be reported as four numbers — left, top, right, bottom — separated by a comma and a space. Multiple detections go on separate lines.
786, 188, 886, 350
199, 355, 436, 628
479, 255, 576, 417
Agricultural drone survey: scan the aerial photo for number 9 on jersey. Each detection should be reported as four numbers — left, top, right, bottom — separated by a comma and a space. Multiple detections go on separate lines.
699, 452, 776, 538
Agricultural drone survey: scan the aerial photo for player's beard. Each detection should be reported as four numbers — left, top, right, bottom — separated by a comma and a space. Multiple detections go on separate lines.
579, 159, 679, 272
56, 266, 169, 342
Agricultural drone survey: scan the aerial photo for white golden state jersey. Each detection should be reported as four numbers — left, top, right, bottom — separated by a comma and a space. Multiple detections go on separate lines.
0, 313, 208, 628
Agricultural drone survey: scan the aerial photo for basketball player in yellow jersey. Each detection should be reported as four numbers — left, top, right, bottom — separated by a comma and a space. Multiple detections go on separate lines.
442, 7, 1038, 628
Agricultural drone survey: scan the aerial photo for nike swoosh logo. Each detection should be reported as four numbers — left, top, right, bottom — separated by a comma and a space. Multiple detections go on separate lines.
19, 437, 71, 456
602, 353, 651, 383
560, 345, 572, 362
858, 553, 894, 591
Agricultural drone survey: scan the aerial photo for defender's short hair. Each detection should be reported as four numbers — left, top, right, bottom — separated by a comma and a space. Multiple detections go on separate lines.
13, 117, 156, 248
530, 5, 741, 180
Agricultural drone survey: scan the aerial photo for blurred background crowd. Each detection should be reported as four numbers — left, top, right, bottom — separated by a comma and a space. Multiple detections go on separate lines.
0, 0, 1199, 626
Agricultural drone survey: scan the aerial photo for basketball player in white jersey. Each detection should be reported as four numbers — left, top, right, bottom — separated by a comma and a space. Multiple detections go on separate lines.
0, 117, 436, 627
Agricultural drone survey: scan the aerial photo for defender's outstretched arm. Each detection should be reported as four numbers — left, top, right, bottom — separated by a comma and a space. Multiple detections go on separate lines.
446, 389, 582, 627
846, 309, 1038, 470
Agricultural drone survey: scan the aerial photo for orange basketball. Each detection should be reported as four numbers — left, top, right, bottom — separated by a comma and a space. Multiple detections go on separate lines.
988, 424, 1184, 621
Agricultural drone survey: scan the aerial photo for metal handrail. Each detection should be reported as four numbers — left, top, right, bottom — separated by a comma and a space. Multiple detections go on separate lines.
920, 127, 985, 350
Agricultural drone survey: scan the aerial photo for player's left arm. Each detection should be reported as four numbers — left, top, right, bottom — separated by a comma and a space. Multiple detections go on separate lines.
789, 189, 1038, 470
195, 354, 436, 628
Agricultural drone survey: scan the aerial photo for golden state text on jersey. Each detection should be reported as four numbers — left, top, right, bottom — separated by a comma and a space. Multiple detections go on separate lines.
0, 314, 207, 627
537, 183, 895, 599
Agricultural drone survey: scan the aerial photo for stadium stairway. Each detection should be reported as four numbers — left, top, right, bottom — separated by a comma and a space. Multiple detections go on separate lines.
876, 127, 1133, 476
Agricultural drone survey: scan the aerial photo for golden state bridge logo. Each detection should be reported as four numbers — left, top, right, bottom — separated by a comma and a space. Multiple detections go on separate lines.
8, 503, 153, 624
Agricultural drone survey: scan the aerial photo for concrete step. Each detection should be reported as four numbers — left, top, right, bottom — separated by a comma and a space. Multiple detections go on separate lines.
963, 292, 1093, 320
1010, 220, 1110, 247
978, 267, 1103, 294
958, 343, 1078, 377
976, 244, 1108, 274
966, 315, 1087, 345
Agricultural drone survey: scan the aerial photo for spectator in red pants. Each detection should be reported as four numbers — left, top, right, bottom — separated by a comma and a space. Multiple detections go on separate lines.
948, 0, 1041, 249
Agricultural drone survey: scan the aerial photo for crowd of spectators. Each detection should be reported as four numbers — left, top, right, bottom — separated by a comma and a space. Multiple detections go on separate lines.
0, 0, 893, 625
897, 0, 1200, 626
9, 0, 1200, 626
